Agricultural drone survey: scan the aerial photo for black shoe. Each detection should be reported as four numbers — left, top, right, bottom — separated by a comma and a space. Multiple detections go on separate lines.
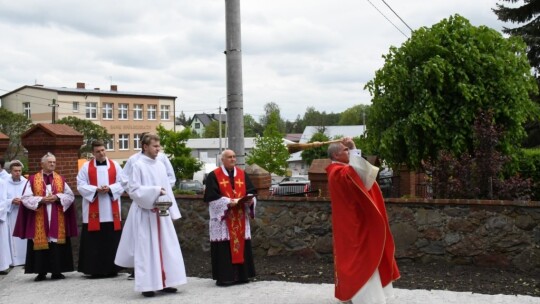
216, 281, 235, 287
127, 273, 135, 280
88, 274, 105, 279
160, 287, 177, 293
51, 273, 65, 280
34, 274, 47, 282
142, 291, 155, 297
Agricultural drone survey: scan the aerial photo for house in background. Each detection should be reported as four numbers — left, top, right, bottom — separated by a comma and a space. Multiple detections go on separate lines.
287, 125, 366, 176
0, 82, 176, 161
190, 113, 227, 137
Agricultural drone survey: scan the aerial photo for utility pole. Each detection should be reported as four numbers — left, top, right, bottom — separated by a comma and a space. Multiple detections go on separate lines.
218, 105, 222, 153
225, 0, 245, 167
48, 98, 59, 123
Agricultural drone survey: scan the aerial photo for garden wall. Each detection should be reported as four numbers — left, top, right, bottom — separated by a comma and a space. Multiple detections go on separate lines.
167, 195, 540, 273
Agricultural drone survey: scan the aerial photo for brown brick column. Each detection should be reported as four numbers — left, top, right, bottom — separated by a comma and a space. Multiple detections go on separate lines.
21, 123, 83, 189
0, 132, 9, 157
245, 164, 271, 196
308, 159, 331, 197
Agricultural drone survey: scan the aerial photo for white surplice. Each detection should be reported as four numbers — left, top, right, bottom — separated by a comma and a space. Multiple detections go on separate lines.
115, 154, 186, 292
116, 152, 177, 265
77, 158, 124, 224
5, 175, 28, 266
0, 179, 12, 271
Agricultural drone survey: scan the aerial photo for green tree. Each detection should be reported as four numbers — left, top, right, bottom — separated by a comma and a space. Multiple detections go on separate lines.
56, 116, 110, 155
176, 111, 189, 126
365, 15, 538, 169
244, 114, 263, 137
260, 102, 285, 133
493, 0, 540, 74
156, 124, 203, 180
339, 104, 370, 125
301, 132, 331, 166
203, 120, 222, 138
0, 108, 33, 160
246, 111, 289, 175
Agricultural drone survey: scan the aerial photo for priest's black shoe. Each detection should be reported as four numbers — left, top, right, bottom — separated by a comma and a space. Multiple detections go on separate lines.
51, 273, 65, 280
34, 274, 47, 281
216, 281, 235, 287
142, 291, 155, 297
160, 287, 177, 293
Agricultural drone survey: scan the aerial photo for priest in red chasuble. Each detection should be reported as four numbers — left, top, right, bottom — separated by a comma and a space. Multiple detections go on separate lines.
14, 152, 78, 282
203, 149, 257, 286
77, 141, 124, 278
326, 138, 400, 304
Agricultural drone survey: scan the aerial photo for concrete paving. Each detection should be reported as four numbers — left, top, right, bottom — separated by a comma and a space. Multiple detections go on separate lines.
0, 266, 539, 304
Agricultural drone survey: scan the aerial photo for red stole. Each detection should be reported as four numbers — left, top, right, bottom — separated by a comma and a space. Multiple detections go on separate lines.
326, 163, 400, 301
31, 172, 66, 250
88, 160, 121, 231
214, 167, 247, 264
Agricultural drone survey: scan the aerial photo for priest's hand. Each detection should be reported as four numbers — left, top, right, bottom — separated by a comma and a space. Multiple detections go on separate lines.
160, 188, 166, 196
12, 197, 22, 205
40, 195, 58, 204
97, 185, 110, 193
229, 198, 239, 207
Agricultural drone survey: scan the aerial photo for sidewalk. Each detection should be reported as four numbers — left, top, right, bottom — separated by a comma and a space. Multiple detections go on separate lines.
1, 267, 538, 304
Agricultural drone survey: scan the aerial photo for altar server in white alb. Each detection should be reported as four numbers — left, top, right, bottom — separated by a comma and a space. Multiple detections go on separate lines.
115, 134, 186, 297
0, 178, 10, 273
5, 161, 27, 267
77, 141, 124, 278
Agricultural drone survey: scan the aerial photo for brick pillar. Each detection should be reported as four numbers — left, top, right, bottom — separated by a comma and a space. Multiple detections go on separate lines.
245, 164, 271, 196
21, 123, 83, 188
0, 132, 9, 157
308, 158, 332, 197
398, 164, 413, 197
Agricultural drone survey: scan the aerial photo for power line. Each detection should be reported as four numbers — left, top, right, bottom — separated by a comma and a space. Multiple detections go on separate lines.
365, 0, 409, 39
380, 0, 413, 32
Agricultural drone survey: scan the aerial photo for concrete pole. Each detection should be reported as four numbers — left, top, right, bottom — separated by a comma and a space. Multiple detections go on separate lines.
225, 0, 245, 167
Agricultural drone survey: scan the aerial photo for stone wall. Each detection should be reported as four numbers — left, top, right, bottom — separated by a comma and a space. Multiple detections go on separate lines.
166, 196, 540, 273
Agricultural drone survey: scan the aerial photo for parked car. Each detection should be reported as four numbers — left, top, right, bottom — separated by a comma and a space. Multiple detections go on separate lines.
176, 179, 204, 194
270, 176, 311, 196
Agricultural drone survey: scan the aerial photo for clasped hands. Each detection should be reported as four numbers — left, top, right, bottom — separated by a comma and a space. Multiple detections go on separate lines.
96, 185, 111, 194
40, 194, 58, 205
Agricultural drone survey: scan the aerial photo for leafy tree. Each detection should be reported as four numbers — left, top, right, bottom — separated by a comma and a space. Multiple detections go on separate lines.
493, 0, 540, 74
246, 111, 289, 175
285, 115, 304, 133
0, 108, 33, 160
365, 14, 538, 169
425, 110, 531, 200
203, 120, 222, 138
56, 116, 110, 155
339, 104, 370, 125
260, 102, 286, 133
156, 124, 203, 180
302, 107, 340, 128
244, 114, 263, 137
176, 111, 189, 126
301, 132, 330, 166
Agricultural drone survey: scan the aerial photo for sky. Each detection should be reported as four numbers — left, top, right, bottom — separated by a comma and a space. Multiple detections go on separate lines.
0, 0, 509, 121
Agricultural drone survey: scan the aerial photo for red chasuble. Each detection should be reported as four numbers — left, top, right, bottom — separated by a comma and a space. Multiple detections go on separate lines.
87, 160, 121, 231
326, 163, 400, 301
214, 167, 247, 264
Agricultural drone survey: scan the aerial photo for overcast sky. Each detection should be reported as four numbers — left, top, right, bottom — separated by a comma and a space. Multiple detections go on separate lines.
0, 0, 509, 121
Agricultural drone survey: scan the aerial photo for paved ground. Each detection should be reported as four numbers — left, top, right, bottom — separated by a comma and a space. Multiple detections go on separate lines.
1, 267, 539, 304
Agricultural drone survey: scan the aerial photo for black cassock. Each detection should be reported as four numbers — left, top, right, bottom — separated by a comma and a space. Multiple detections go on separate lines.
203, 168, 257, 284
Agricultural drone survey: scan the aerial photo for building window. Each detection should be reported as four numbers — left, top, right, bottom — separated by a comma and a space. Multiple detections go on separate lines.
134, 133, 142, 150
23, 102, 31, 119
103, 103, 113, 120
86, 102, 97, 119
118, 103, 128, 120
72, 102, 79, 112
194, 122, 201, 129
119, 134, 129, 150
134, 104, 143, 120
147, 105, 157, 120
160, 105, 170, 120
106, 135, 115, 151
